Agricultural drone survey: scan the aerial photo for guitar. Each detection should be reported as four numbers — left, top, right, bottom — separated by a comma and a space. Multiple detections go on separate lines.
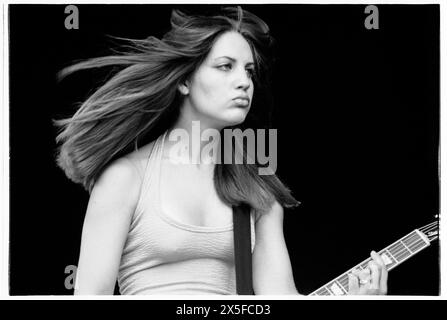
309, 219, 439, 296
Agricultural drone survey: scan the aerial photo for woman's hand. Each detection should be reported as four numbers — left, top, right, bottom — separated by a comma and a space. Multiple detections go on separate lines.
347, 251, 388, 295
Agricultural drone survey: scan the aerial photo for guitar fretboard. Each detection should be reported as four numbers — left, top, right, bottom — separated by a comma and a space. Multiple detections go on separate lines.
310, 229, 431, 296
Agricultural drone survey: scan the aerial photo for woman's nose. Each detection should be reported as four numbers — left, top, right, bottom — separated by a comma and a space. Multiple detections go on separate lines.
235, 68, 251, 91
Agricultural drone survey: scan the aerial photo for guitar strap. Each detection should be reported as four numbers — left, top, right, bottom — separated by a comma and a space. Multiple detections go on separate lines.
232, 204, 254, 295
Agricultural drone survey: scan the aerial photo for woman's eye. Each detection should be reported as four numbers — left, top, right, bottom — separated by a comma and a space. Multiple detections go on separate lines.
217, 64, 255, 79
218, 64, 232, 71
246, 68, 255, 78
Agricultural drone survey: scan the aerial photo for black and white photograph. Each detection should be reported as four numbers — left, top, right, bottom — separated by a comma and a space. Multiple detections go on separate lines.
2, 1, 442, 300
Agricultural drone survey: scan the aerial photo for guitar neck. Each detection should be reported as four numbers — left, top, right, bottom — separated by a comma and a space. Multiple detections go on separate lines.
309, 229, 432, 296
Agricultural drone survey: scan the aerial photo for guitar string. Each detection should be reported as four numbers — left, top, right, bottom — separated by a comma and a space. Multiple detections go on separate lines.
420, 224, 438, 232
420, 226, 438, 234
419, 221, 438, 231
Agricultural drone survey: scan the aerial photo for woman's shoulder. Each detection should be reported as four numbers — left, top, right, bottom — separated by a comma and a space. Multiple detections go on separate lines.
253, 200, 283, 224
94, 139, 157, 191
121, 140, 158, 177
89, 140, 157, 211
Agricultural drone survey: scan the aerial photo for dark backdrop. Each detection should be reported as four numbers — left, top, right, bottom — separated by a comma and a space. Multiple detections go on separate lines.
9, 4, 439, 295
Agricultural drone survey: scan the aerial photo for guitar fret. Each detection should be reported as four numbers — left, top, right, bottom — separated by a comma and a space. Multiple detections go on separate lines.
415, 230, 431, 245
399, 240, 412, 253
313, 287, 331, 296
328, 282, 345, 295
336, 274, 349, 291
387, 241, 411, 262
402, 231, 418, 242
402, 232, 421, 247
335, 280, 348, 294
408, 239, 428, 253
400, 231, 429, 254
324, 285, 335, 295
390, 247, 409, 262
388, 243, 407, 258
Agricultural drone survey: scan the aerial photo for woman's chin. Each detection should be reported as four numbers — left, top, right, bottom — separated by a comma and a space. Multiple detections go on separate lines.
220, 109, 249, 126
221, 117, 247, 128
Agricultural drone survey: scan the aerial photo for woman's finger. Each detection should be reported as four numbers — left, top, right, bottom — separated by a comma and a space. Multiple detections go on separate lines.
348, 273, 359, 294
380, 268, 388, 294
368, 260, 380, 291
359, 267, 371, 279
370, 250, 386, 271
371, 250, 388, 294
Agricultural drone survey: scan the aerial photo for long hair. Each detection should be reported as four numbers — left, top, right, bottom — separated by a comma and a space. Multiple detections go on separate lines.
54, 6, 300, 213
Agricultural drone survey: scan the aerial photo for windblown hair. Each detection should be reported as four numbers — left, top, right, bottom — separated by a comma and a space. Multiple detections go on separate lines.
55, 6, 300, 212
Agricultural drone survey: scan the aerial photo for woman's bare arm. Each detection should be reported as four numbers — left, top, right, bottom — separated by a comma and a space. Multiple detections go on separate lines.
74, 157, 141, 295
252, 201, 301, 295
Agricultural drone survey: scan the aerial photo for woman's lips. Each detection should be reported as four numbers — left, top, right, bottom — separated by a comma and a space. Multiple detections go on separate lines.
233, 98, 250, 107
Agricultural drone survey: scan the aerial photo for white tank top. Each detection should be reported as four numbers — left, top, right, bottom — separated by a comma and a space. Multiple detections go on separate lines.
117, 131, 255, 295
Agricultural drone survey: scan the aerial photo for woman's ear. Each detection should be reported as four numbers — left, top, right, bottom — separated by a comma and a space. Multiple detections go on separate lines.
178, 81, 189, 96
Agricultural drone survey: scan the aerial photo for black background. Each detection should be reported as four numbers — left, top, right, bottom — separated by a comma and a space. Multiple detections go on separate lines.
9, 4, 439, 295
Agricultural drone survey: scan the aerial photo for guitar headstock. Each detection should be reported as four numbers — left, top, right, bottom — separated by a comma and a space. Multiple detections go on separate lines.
418, 215, 439, 242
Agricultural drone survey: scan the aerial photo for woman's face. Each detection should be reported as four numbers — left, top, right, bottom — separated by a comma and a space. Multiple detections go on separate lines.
181, 31, 255, 128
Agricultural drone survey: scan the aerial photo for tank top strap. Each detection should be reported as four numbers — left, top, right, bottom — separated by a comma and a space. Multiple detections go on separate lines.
133, 131, 168, 217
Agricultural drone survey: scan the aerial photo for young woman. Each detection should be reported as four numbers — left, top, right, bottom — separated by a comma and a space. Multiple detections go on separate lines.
55, 6, 388, 295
